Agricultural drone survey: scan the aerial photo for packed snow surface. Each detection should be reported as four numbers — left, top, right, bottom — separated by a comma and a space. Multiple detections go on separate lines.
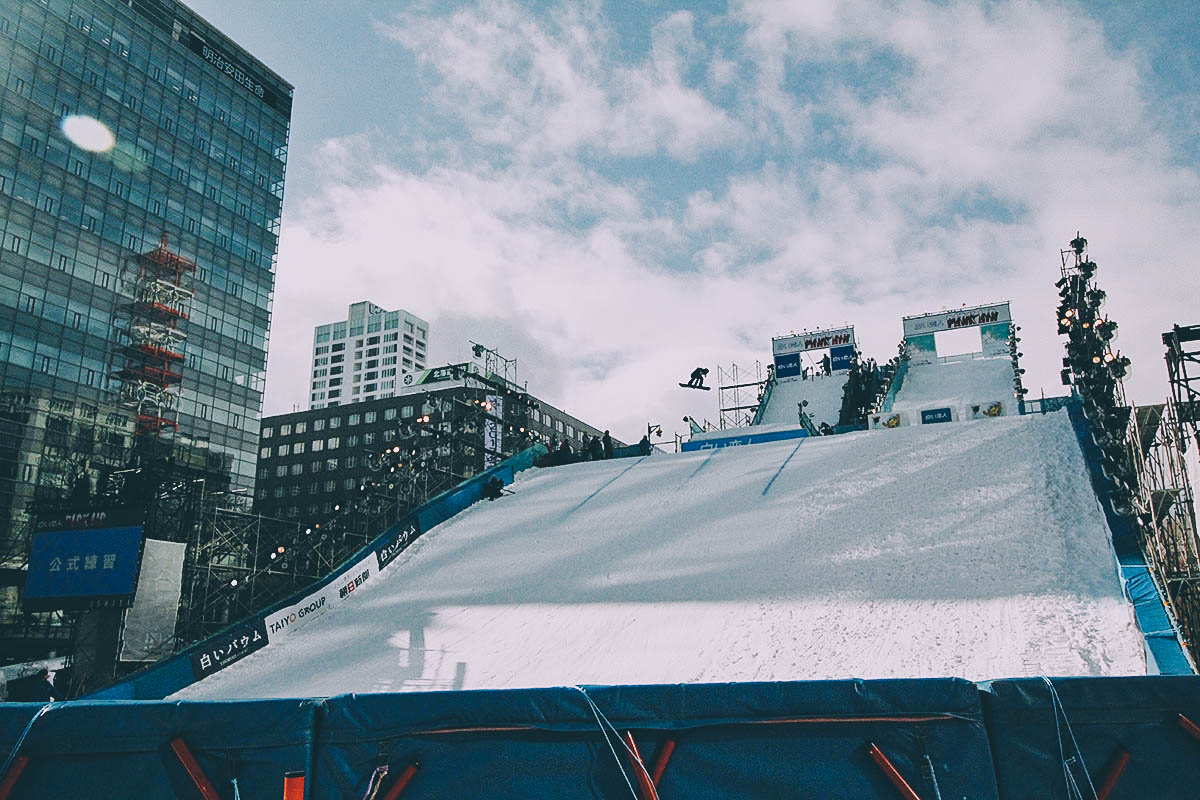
757, 373, 847, 428
177, 411, 1144, 700
890, 354, 1015, 418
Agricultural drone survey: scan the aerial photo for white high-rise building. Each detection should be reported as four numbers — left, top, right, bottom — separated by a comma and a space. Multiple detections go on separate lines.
309, 302, 429, 408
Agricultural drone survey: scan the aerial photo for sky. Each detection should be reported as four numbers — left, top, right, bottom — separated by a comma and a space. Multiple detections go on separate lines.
188, 0, 1200, 444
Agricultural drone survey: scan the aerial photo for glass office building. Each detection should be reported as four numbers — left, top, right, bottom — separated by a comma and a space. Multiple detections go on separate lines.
0, 0, 291, 580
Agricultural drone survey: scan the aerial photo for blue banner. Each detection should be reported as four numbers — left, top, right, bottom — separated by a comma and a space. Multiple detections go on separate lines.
681, 428, 808, 452
23, 526, 144, 609
921, 407, 954, 424
829, 345, 855, 371
774, 352, 801, 379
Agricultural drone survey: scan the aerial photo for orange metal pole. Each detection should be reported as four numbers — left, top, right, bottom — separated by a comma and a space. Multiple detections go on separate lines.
169, 738, 222, 800
622, 732, 658, 800
282, 771, 306, 800
0, 755, 31, 800
1179, 713, 1200, 742
1094, 749, 1130, 800
380, 763, 419, 800
867, 743, 922, 800
650, 739, 676, 787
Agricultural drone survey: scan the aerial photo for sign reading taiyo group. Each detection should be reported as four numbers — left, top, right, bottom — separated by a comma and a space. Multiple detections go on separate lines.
773, 326, 856, 356
902, 302, 1011, 337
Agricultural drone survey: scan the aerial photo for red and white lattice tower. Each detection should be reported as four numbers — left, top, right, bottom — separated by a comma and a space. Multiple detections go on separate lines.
112, 234, 196, 438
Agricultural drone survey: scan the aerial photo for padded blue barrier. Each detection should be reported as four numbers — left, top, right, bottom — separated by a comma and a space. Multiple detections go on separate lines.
750, 377, 774, 425
92, 445, 548, 701
312, 679, 997, 800
983, 677, 1200, 800
880, 358, 909, 412
1062, 401, 1192, 675
0, 698, 315, 799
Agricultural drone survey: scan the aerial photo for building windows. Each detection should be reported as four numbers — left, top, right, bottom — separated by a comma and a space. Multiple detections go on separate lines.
384, 408, 397, 420
296, 422, 307, 434
260, 446, 270, 458
365, 411, 377, 423
294, 442, 306, 454
312, 439, 323, 452
349, 413, 360, 425
313, 419, 325, 431
280, 424, 292, 435
277, 444, 290, 456
290, 463, 303, 475
275, 466, 287, 478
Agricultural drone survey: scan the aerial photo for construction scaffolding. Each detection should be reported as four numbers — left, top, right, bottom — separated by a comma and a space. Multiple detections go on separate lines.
717, 362, 766, 430
112, 235, 195, 438
1125, 325, 1200, 662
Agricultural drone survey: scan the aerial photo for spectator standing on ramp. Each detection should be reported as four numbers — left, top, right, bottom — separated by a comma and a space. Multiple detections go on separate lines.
588, 435, 604, 461
601, 430, 614, 459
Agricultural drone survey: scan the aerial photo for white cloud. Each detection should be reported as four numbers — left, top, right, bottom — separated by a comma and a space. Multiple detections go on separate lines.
266, 0, 1200, 443
377, 0, 742, 161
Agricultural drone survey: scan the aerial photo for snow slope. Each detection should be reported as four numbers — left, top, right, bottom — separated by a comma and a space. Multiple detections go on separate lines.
891, 355, 1016, 419
757, 373, 847, 428
176, 412, 1144, 700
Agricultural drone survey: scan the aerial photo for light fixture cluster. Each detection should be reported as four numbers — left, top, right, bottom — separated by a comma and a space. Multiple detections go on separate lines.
1055, 234, 1135, 515
1009, 325, 1027, 400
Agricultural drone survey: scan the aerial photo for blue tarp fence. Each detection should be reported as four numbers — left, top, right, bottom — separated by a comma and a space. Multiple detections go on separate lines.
8, 676, 1200, 798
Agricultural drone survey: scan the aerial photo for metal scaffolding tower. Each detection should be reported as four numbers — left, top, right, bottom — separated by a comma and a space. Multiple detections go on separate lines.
112, 235, 195, 438
717, 362, 766, 430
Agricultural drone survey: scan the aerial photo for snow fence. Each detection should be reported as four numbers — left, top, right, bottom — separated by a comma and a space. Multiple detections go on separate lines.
8, 677, 1200, 798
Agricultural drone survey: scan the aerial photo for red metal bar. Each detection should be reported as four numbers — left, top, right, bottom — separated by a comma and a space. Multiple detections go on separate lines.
622, 732, 658, 800
867, 743, 922, 800
1094, 749, 1130, 800
380, 763, 419, 800
650, 739, 676, 787
0, 755, 31, 800
169, 737, 222, 800
282, 771, 305, 800
1179, 714, 1200, 742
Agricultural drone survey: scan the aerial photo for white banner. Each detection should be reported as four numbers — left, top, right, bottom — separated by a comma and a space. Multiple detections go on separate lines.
772, 326, 855, 355
902, 302, 1011, 337
263, 554, 375, 640
483, 394, 503, 468
119, 539, 186, 662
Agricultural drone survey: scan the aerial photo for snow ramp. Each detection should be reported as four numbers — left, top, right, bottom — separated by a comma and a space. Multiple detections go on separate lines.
755, 372, 847, 428
175, 411, 1145, 700
887, 353, 1017, 423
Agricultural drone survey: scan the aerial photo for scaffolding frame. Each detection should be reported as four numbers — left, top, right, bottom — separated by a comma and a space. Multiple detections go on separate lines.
112, 235, 196, 438
717, 362, 766, 430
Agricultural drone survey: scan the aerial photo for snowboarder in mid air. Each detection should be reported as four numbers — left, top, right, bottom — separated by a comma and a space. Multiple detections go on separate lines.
681, 367, 710, 390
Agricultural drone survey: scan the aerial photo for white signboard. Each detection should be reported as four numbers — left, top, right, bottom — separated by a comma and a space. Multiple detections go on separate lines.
902, 302, 1011, 337
119, 539, 186, 662
264, 554, 375, 640
772, 326, 856, 356
483, 394, 503, 468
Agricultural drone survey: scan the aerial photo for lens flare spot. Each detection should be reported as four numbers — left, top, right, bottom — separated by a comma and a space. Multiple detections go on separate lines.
61, 115, 115, 152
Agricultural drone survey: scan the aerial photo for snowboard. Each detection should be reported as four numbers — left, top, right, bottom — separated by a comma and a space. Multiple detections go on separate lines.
679, 383, 711, 390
